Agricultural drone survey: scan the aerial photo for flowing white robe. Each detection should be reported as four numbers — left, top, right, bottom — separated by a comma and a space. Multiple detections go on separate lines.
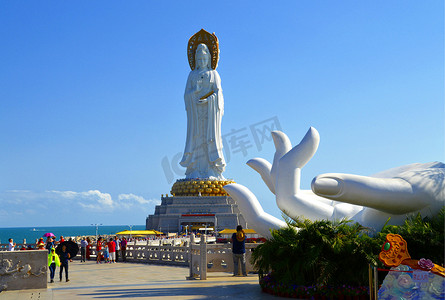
180, 68, 225, 179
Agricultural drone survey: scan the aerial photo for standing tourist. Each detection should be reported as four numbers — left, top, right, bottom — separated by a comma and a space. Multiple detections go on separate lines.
59, 245, 70, 282
103, 243, 109, 263
46, 237, 54, 253
80, 237, 88, 262
231, 225, 247, 277
96, 237, 103, 264
86, 237, 91, 260
37, 240, 46, 250
8, 238, 16, 251
114, 236, 120, 262
37, 238, 44, 247
47, 248, 60, 283
121, 237, 127, 262
108, 238, 116, 263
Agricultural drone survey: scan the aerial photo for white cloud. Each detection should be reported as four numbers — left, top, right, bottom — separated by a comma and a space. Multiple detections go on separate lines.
0, 189, 159, 226
49, 190, 114, 210
117, 193, 160, 209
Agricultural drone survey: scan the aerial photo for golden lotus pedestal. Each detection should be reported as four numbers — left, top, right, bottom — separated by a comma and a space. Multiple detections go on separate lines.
170, 179, 235, 197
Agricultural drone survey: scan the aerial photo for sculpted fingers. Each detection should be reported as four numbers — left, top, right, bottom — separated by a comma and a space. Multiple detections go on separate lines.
247, 158, 275, 194
270, 131, 292, 186
311, 173, 428, 214
280, 127, 320, 169
271, 131, 292, 160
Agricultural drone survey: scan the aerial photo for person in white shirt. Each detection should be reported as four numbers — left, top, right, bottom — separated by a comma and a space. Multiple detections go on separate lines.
114, 236, 120, 262
8, 238, 16, 251
80, 237, 88, 262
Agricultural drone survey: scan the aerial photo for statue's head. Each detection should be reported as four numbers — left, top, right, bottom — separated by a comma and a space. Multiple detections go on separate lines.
195, 43, 211, 70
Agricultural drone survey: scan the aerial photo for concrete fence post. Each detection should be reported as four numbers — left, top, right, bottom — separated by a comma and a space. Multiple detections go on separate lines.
200, 234, 207, 280
188, 236, 194, 278
146, 239, 149, 260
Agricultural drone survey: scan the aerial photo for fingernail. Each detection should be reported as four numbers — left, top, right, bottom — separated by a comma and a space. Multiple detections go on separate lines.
312, 178, 342, 196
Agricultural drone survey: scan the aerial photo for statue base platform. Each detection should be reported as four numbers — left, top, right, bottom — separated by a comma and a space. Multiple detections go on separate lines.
145, 194, 247, 233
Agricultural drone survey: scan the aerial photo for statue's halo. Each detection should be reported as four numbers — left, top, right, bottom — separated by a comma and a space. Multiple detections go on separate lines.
187, 29, 219, 70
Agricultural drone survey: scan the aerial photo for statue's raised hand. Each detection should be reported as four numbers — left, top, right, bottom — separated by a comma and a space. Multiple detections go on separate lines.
224, 127, 444, 237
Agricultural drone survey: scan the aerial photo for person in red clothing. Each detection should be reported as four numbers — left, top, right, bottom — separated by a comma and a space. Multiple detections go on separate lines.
107, 238, 116, 263
59, 236, 65, 244
96, 237, 103, 264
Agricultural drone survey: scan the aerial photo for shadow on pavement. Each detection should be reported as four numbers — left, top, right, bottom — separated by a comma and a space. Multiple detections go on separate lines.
77, 284, 272, 299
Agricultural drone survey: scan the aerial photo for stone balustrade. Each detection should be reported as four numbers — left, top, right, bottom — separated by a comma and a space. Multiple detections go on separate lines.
0, 235, 260, 281
188, 235, 259, 280
0, 242, 29, 251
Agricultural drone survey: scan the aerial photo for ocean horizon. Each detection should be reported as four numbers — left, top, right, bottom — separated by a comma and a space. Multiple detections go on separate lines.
0, 225, 146, 245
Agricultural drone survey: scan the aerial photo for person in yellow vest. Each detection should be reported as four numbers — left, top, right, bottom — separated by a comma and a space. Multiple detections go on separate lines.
48, 247, 61, 283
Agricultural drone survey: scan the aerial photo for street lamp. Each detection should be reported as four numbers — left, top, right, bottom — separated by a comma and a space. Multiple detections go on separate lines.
91, 223, 102, 242
128, 225, 134, 239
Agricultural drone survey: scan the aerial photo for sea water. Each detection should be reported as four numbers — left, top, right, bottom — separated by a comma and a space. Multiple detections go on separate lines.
0, 225, 145, 244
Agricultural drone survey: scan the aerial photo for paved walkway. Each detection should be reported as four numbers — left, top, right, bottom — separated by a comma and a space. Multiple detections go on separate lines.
0, 261, 278, 299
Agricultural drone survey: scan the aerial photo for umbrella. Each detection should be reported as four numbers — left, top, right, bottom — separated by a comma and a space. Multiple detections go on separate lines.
56, 241, 79, 259
43, 232, 55, 238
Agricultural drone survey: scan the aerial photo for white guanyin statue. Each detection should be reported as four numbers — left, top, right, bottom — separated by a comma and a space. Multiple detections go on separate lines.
224, 127, 445, 237
180, 29, 225, 180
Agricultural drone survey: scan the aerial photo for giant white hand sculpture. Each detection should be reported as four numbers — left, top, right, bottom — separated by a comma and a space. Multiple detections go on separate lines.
224, 127, 444, 238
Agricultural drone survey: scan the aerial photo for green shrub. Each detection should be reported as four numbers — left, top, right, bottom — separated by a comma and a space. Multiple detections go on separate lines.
252, 217, 374, 286
252, 208, 444, 287
377, 208, 444, 265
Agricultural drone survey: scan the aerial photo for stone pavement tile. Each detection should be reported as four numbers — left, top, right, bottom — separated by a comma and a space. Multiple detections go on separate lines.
0, 261, 279, 299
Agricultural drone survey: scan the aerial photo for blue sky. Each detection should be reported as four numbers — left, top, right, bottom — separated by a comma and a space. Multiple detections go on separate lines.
0, 1, 443, 227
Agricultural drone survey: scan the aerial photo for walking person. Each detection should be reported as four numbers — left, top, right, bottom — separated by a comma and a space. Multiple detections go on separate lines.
108, 238, 116, 263
96, 237, 103, 264
121, 237, 127, 262
8, 238, 16, 251
114, 236, 120, 262
231, 225, 247, 277
59, 245, 70, 282
80, 237, 88, 262
47, 248, 60, 283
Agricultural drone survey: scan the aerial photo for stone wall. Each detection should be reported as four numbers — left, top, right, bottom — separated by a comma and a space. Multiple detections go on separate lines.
0, 250, 47, 291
